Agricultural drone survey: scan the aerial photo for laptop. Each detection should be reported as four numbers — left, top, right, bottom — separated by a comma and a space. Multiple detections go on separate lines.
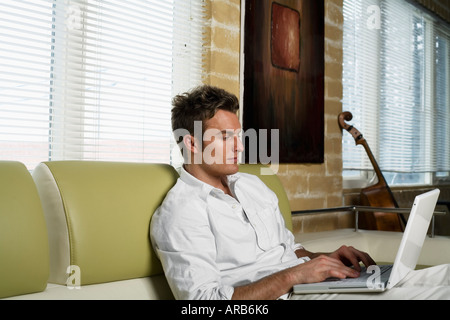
293, 189, 440, 294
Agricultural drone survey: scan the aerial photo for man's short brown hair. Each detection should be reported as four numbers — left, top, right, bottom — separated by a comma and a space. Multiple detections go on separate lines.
171, 85, 239, 140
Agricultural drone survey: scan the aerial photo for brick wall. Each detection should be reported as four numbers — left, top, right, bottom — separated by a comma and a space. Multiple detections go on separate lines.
203, 0, 241, 96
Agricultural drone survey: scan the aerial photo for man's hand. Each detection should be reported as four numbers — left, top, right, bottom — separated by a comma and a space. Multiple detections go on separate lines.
293, 245, 376, 284
290, 254, 361, 285
232, 254, 360, 300
233, 246, 376, 300
327, 245, 376, 271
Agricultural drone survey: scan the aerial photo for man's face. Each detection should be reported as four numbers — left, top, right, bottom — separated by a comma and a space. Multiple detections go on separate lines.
200, 109, 243, 176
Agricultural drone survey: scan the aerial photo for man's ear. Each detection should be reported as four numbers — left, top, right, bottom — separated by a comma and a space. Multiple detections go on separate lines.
183, 135, 199, 154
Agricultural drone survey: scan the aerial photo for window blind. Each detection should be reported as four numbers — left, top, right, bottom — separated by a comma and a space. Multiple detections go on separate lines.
0, 1, 54, 169
343, 0, 450, 185
0, 0, 205, 170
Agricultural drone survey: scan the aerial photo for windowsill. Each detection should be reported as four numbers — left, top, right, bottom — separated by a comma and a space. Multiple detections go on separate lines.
344, 183, 450, 194
343, 184, 450, 210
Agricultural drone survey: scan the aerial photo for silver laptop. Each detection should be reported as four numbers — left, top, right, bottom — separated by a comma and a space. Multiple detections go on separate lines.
293, 189, 440, 294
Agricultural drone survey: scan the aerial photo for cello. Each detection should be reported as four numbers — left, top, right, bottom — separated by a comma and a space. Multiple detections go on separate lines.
338, 111, 406, 232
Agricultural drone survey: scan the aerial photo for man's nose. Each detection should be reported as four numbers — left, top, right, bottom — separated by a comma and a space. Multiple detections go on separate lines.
235, 136, 244, 152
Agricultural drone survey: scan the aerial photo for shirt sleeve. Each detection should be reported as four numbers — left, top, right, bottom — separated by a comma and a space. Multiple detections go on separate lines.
150, 196, 234, 300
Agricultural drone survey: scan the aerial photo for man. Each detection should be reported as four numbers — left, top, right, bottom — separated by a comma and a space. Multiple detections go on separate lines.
150, 85, 375, 300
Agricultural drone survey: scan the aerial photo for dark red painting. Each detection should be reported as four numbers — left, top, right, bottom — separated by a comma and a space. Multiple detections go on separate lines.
271, 3, 301, 72
243, 0, 324, 164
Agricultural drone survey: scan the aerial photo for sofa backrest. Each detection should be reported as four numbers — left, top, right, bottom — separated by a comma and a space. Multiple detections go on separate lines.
32, 161, 179, 286
30, 161, 292, 288
0, 161, 49, 298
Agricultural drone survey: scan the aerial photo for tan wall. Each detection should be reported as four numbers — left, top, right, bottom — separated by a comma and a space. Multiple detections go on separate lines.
202, 0, 450, 234
203, 0, 241, 95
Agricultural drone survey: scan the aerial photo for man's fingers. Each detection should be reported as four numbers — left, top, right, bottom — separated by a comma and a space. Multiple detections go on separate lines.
349, 247, 377, 268
329, 267, 360, 279
336, 245, 377, 270
316, 255, 360, 279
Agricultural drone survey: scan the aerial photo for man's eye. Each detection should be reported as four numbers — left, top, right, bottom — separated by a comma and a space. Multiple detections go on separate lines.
222, 134, 232, 140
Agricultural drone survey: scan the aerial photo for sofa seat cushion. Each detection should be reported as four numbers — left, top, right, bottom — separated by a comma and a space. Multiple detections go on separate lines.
3, 274, 174, 300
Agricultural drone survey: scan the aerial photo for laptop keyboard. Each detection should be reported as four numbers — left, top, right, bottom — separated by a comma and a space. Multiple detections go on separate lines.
293, 264, 393, 293
359, 265, 392, 279
325, 265, 392, 283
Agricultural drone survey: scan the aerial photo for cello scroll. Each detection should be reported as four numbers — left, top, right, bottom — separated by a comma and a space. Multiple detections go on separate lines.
338, 111, 365, 146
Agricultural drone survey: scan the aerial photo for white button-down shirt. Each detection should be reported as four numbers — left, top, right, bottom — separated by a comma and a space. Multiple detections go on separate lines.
150, 167, 307, 300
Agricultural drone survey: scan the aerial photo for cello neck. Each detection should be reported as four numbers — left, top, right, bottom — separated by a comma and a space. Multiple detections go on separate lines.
338, 111, 388, 188
360, 139, 387, 188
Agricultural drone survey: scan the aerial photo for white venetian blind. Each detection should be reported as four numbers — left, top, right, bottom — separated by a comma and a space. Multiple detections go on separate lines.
0, 1, 53, 168
0, 0, 205, 170
343, 0, 450, 185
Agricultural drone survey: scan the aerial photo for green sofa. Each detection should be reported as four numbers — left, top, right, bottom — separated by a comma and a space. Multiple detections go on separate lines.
0, 161, 294, 299
1, 160, 449, 300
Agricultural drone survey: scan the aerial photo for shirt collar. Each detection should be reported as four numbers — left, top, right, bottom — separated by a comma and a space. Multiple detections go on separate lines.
180, 165, 241, 200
